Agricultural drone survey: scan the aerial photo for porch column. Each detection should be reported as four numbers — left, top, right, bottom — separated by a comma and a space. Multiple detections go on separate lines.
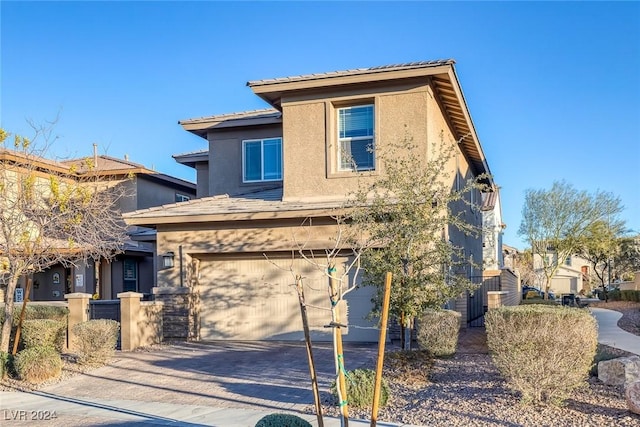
118, 292, 143, 351
65, 292, 91, 352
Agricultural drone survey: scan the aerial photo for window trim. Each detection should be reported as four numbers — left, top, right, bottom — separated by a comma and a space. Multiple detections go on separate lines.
241, 137, 283, 183
336, 104, 375, 172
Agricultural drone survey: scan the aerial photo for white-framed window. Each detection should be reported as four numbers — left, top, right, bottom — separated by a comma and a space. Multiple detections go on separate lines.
175, 193, 190, 203
337, 105, 375, 171
242, 137, 282, 182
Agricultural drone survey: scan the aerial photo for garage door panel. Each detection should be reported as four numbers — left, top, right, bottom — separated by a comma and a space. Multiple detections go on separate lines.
198, 254, 379, 341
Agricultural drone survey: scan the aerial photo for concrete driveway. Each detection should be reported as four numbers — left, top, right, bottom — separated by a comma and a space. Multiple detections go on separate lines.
11, 341, 381, 425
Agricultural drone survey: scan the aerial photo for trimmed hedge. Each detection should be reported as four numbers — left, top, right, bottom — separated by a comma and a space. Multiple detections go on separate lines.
331, 368, 390, 409
416, 308, 461, 357
21, 319, 66, 352
14, 345, 62, 384
72, 319, 119, 365
0, 304, 69, 324
485, 305, 597, 405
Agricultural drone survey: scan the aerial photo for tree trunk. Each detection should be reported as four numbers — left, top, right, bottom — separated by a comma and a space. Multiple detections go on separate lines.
403, 317, 412, 351
0, 274, 19, 354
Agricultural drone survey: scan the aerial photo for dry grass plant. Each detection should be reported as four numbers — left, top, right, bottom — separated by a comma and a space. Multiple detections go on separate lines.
485, 305, 597, 405
416, 308, 461, 357
72, 319, 119, 365
14, 345, 62, 384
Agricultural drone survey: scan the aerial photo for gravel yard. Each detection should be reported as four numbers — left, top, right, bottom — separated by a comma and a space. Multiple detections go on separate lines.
309, 302, 640, 426
3, 301, 640, 426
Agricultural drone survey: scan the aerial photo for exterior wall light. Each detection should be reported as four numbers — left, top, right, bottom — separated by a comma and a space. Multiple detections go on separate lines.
162, 251, 175, 269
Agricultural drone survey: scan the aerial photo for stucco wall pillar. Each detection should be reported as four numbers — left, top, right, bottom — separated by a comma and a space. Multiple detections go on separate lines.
118, 292, 143, 351
65, 292, 91, 352
487, 291, 509, 310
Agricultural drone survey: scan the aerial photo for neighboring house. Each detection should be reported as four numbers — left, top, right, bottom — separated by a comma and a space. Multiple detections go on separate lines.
536, 251, 591, 296
481, 187, 505, 271
0, 149, 196, 302
124, 60, 495, 342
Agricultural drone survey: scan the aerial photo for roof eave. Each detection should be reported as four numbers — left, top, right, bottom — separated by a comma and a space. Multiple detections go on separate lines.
124, 206, 347, 227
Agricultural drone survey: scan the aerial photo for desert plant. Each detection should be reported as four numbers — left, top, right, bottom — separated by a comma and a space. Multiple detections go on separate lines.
72, 319, 119, 365
0, 351, 13, 378
416, 308, 461, 357
13, 345, 62, 384
21, 319, 66, 352
331, 368, 390, 408
254, 413, 312, 427
485, 305, 597, 405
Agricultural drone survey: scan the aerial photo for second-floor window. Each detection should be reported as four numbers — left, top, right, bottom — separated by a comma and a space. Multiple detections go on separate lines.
338, 105, 375, 171
242, 138, 282, 182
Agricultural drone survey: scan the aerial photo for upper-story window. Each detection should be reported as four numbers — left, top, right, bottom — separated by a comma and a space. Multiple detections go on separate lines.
242, 137, 282, 182
337, 105, 375, 171
175, 193, 190, 203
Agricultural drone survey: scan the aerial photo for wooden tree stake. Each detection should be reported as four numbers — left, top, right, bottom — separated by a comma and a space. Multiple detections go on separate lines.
371, 272, 392, 426
296, 276, 324, 427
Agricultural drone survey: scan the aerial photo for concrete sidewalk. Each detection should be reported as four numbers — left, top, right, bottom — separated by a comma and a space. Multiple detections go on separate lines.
591, 307, 640, 355
0, 391, 406, 426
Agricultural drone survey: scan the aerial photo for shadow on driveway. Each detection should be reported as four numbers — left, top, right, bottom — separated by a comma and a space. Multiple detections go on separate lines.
42, 341, 381, 412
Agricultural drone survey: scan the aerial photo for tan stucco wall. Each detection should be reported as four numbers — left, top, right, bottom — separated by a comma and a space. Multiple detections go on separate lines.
281, 82, 433, 199
155, 218, 348, 288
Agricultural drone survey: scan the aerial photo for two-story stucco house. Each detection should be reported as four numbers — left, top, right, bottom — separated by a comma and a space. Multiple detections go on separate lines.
124, 60, 495, 342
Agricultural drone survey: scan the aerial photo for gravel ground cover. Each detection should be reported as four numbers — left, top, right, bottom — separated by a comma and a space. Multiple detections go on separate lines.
3, 302, 640, 426
308, 302, 640, 426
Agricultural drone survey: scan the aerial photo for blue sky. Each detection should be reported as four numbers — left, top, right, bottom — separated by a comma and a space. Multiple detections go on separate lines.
1, 1, 639, 249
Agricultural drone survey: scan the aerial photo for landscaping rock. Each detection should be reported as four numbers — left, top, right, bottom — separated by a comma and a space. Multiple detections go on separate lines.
625, 380, 640, 415
599, 356, 640, 386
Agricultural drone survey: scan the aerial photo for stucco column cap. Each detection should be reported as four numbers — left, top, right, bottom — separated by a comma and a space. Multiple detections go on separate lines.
65, 292, 92, 299
117, 292, 144, 299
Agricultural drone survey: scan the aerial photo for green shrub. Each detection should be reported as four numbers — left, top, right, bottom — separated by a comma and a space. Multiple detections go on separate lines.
14, 346, 62, 384
254, 413, 312, 427
331, 368, 390, 409
485, 305, 597, 405
0, 304, 69, 352
621, 290, 640, 302
72, 319, 119, 365
608, 289, 622, 301
0, 351, 13, 379
416, 308, 461, 357
0, 304, 69, 324
21, 319, 66, 352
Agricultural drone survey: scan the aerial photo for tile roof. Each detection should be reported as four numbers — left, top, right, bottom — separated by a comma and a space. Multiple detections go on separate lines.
247, 60, 455, 87
179, 108, 281, 126
123, 187, 347, 225
61, 155, 147, 172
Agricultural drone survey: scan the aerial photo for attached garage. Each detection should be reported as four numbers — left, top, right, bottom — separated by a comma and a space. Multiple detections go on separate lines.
196, 253, 380, 342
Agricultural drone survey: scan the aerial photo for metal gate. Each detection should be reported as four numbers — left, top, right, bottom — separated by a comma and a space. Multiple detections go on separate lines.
467, 275, 501, 327
89, 300, 121, 349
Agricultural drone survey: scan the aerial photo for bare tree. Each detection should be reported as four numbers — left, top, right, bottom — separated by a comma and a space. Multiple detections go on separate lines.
0, 126, 129, 354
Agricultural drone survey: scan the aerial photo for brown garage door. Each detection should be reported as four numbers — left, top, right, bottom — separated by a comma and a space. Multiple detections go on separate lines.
197, 253, 379, 342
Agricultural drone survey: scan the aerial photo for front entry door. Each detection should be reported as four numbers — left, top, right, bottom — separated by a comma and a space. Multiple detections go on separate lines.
123, 259, 138, 292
